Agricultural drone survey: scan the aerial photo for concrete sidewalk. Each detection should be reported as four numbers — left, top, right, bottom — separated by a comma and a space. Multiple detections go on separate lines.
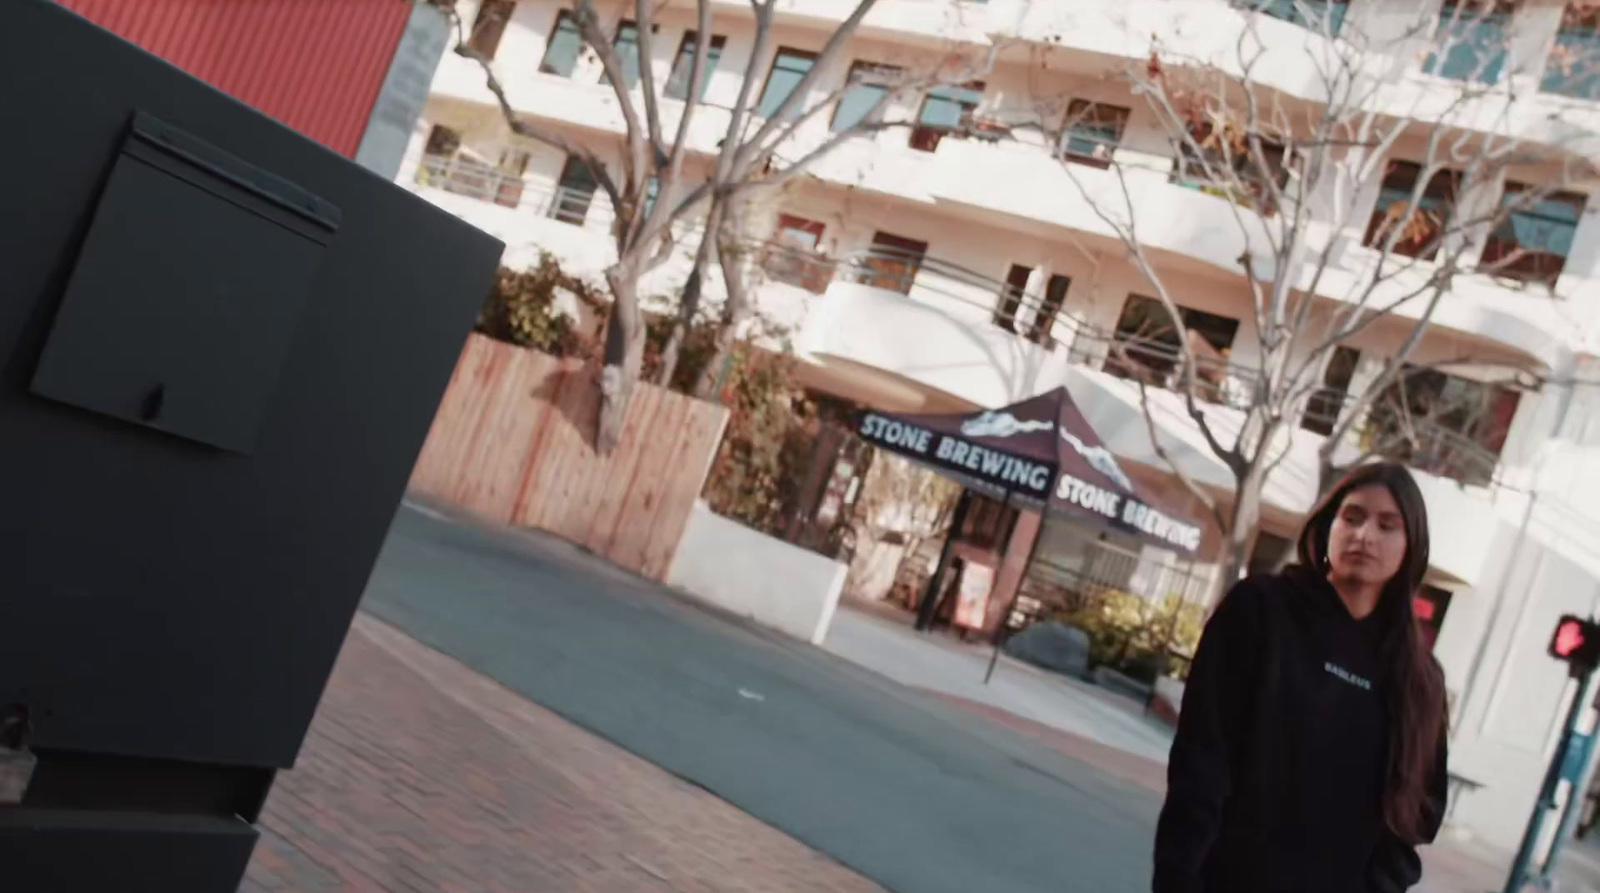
822, 605, 1176, 763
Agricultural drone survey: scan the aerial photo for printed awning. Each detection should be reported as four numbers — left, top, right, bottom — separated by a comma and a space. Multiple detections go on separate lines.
857, 387, 1204, 555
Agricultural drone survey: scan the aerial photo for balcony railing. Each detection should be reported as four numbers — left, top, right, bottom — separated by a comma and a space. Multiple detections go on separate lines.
414, 155, 616, 232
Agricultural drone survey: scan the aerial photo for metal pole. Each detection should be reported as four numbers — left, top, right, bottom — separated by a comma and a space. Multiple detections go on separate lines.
1506, 667, 1593, 893
1538, 674, 1599, 886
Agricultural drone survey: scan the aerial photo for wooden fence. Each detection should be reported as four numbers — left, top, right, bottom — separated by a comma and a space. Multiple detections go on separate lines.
409, 334, 730, 580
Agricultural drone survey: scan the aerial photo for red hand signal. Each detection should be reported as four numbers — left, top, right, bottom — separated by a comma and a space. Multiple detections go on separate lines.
1556, 621, 1586, 658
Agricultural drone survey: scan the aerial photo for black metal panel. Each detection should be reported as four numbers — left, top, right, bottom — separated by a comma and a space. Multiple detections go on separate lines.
0, 810, 259, 893
31, 114, 337, 453
0, 0, 503, 778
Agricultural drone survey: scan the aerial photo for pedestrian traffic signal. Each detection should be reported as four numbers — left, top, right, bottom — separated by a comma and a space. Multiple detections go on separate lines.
1549, 615, 1600, 675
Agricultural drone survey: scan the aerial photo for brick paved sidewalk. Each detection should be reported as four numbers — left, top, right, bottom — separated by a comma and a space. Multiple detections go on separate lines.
243, 614, 882, 893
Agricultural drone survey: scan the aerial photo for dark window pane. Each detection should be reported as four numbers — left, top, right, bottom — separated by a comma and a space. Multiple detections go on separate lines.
1368, 366, 1518, 486
994, 264, 1031, 332
1107, 295, 1239, 402
1424, 1, 1512, 84
757, 49, 818, 119
1480, 184, 1585, 286
1029, 275, 1071, 345
762, 214, 833, 293
423, 124, 461, 158
469, 0, 516, 59
539, 10, 585, 77
850, 232, 927, 294
664, 32, 725, 101
1542, 6, 1600, 99
1302, 345, 1360, 434
1236, 0, 1349, 36
909, 83, 984, 152
550, 155, 599, 225
603, 20, 641, 89
832, 62, 901, 132
1062, 100, 1129, 168
1363, 160, 1460, 260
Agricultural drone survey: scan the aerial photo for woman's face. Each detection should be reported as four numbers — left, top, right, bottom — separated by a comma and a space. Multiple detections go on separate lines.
1327, 484, 1408, 588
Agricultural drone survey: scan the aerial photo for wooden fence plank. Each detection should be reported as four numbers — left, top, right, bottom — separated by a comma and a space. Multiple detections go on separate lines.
607, 391, 691, 575
409, 334, 725, 579
636, 399, 730, 580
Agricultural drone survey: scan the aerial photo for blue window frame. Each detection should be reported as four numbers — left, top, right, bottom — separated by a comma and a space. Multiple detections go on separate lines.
1541, 6, 1600, 99
1061, 100, 1129, 168
539, 10, 584, 78
664, 32, 725, 101
1423, 1, 1513, 84
1235, 0, 1349, 36
832, 62, 901, 132
757, 48, 818, 119
1481, 184, 1586, 286
602, 20, 641, 89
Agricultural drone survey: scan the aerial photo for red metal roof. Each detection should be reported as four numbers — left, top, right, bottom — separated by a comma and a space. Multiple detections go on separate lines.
54, 0, 413, 157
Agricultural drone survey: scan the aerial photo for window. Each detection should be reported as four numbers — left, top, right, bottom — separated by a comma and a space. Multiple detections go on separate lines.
1368, 367, 1520, 486
832, 61, 901, 132
994, 264, 1032, 332
851, 232, 928, 295
909, 82, 984, 152
1106, 295, 1240, 401
468, 0, 516, 59
1029, 275, 1071, 345
492, 148, 530, 209
664, 32, 725, 101
1424, 1, 1513, 84
602, 20, 642, 89
762, 214, 832, 293
423, 124, 461, 159
550, 155, 599, 225
1480, 185, 1586, 287
1363, 161, 1460, 260
1173, 119, 1289, 212
539, 10, 584, 77
1302, 345, 1360, 434
1542, 5, 1600, 100
1060, 101, 1129, 169
1233, 0, 1349, 36
757, 48, 818, 119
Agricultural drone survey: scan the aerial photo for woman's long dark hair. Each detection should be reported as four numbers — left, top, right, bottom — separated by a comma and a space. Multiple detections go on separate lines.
1296, 462, 1445, 843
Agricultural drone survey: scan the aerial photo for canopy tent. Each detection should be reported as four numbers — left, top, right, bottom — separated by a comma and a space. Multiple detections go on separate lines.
857, 386, 1204, 556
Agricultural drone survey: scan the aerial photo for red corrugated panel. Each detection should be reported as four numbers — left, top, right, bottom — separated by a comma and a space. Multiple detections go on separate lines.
53, 0, 412, 157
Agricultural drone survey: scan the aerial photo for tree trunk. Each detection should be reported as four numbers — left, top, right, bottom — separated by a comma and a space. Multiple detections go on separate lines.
597, 262, 645, 453
654, 266, 701, 388
1207, 463, 1267, 609
656, 217, 719, 388
692, 208, 751, 401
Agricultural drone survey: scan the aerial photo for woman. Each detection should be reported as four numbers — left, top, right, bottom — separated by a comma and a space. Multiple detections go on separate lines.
1154, 462, 1448, 893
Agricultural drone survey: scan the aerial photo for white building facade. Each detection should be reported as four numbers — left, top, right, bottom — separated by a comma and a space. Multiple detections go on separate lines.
400, 0, 1600, 857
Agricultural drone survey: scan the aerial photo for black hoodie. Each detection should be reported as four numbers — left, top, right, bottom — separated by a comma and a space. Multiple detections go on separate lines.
1153, 570, 1448, 893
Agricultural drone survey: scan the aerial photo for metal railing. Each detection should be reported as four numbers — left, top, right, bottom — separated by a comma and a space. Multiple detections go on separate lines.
415, 154, 529, 208
415, 155, 617, 231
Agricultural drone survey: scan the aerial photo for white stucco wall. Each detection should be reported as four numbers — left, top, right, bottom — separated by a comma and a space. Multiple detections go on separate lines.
668, 502, 848, 645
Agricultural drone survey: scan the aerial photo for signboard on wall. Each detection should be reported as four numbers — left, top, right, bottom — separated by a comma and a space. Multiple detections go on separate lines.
955, 562, 996, 630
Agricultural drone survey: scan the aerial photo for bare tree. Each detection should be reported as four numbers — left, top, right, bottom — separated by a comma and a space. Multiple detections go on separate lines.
447, 0, 989, 447
1029, 0, 1598, 596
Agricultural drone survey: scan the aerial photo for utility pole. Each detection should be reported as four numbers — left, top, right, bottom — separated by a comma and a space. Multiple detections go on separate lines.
1504, 616, 1600, 893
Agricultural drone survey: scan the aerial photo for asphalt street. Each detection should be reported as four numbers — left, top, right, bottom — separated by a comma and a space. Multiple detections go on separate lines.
361, 502, 1164, 893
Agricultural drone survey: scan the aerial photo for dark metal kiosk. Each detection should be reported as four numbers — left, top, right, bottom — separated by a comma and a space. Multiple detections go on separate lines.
0, 2, 502, 889
855, 387, 1206, 630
